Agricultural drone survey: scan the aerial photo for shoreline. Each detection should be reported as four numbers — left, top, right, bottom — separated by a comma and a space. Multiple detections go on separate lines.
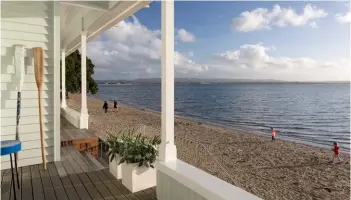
89, 94, 350, 154
67, 93, 350, 200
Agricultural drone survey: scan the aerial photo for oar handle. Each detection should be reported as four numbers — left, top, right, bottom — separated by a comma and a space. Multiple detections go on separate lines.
38, 89, 46, 169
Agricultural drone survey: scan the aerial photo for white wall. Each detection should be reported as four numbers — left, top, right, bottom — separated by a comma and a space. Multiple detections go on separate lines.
157, 171, 207, 200
0, 1, 60, 169
156, 160, 262, 200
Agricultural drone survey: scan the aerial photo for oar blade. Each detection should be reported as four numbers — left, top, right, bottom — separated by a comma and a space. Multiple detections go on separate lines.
33, 47, 44, 88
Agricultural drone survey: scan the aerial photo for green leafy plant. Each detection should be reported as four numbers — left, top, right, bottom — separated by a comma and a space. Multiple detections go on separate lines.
107, 128, 136, 162
114, 131, 161, 168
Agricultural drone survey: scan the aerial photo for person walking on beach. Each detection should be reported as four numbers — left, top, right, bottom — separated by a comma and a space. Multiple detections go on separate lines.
331, 142, 342, 163
271, 127, 276, 141
103, 101, 108, 113
114, 100, 118, 111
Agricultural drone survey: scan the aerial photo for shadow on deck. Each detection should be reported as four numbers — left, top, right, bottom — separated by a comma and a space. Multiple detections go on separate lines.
1, 145, 157, 200
2, 130, 157, 200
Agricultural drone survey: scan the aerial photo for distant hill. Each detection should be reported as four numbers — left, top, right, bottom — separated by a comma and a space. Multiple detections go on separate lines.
97, 78, 285, 84
96, 78, 349, 84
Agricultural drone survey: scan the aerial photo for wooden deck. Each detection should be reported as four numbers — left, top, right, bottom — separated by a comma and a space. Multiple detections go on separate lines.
60, 117, 96, 143
1, 146, 157, 200
61, 117, 99, 158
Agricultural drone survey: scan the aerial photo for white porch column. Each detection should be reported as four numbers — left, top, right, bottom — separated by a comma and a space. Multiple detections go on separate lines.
61, 49, 67, 108
159, 0, 177, 162
80, 30, 89, 129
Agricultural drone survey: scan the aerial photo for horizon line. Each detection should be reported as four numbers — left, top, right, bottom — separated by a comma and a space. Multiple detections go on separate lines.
96, 78, 350, 83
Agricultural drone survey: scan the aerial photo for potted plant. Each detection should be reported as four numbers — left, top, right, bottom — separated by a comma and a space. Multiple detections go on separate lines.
118, 133, 161, 193
107, 129, 132, 179
107, 133, 122, 179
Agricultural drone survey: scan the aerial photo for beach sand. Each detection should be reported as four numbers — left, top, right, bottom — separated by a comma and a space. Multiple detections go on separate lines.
67, 94, 350, 200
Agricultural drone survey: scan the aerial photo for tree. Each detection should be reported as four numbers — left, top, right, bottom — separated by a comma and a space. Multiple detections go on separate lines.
60, 50, 98, 95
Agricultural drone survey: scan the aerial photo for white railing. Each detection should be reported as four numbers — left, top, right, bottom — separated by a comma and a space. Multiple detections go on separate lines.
61, 106, 81, 128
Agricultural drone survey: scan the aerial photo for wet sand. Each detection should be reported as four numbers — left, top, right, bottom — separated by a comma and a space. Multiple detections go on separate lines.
67, 94, 350, 200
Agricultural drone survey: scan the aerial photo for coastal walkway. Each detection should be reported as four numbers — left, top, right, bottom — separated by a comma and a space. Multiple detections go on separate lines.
1, 145, 157, 200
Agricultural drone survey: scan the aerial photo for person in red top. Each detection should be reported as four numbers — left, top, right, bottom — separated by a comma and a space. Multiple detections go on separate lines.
271, 127, 276, 141
331, 142, 342, 163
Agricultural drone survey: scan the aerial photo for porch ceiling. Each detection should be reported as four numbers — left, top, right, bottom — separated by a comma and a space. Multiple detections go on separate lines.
60, 0, 151, 56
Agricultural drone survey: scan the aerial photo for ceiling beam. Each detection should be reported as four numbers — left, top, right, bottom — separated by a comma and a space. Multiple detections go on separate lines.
65, 1, 152, 56
61, 9, 105, 48
61, 1, 109, 11
108, 1, 119, 9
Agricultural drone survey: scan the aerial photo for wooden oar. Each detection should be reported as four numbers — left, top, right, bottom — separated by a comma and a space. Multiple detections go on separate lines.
33, 47, 46, 169
14, 44, 25, 169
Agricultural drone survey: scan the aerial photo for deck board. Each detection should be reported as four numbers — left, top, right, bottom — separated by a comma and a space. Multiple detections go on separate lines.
66, 146, 91, 171
1, 169, 11, 200
102, 169, 131, 195
74, 184, 92, 200
82, 151, 105, 170
94, 170, 124, 198
54, 161, 68, 177
82, 182, 104, 200
86, 170, 117, 200
61, 117, 96, 142
39, 165, 58, 199
11, 166, 22, 200
76, 172, 92, 184
63, 185, 81, 200
61, 158, 75, 175
63, 148, 84, 174
21, 166, 33, 200
1, 169, 5, 185
143, 189, 157, 200
31, 165, 45, 200
135, 191, 151, 200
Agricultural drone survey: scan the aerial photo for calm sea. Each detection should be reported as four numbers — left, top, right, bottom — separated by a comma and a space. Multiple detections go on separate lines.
92, 83, 350, 152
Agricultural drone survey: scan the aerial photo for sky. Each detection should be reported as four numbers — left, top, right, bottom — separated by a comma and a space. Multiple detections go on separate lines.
87, 1, 350, 81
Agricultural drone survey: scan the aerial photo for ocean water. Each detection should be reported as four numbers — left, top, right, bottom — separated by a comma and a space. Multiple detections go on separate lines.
92, 83, 350, 152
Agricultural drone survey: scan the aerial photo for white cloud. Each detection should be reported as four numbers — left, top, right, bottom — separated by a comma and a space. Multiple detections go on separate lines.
213, 43, 348, 70
335, 12, 351, 24
188, 51, 194, 57
210, 43, 349, 81
146, 68, 153, 74
87, 16, 206, 79
309, 21, 318, 28
232, 4, 328, 32
176, 29, 196, 42
175, 52, 208, 74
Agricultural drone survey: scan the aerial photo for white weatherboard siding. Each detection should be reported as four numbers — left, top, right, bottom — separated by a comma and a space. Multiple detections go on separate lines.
1, 1, 60, 169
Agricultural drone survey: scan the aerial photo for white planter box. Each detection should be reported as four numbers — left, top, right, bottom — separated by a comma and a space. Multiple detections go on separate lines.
109, 154, 122, 179
121, 163, 156, 193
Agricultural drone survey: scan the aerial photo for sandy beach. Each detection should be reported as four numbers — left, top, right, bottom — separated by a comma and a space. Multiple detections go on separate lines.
67, 94, 350, 200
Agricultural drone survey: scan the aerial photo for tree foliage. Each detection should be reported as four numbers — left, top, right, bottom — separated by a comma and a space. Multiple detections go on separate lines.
60, 50, 98, 94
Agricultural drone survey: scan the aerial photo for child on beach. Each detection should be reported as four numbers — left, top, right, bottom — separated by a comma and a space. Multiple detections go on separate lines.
271, 127, 276, 141
114, 100, 118, 111
103, 101, 108, 113
331, 142, 342, 163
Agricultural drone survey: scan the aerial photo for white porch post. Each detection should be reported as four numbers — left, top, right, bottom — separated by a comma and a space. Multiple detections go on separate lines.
80, 30, 89, 129
159, 0, 177, 162
61, 49, 67, 108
